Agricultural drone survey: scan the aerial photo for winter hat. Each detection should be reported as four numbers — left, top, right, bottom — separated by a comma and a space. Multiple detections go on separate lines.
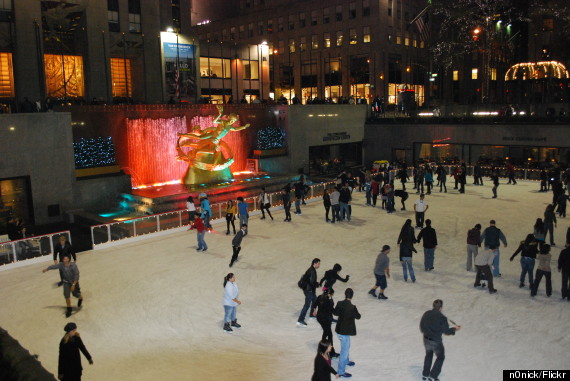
64, 322, 77, 333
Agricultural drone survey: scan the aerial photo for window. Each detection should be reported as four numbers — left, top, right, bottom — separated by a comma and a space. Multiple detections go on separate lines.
0, 0, 12, 11
278, 40, 285, 54
171, 0, 180, 30
258, 21, 264, 35
278, 17, 284, 32
128, 0, 140, 13
222, 29, 227, 40
311, 10, 318, 26
323, 8, 330, 24
239, 25, 245, 38
404, 35, 409, 46
349, 2, 356, 19
128, 13, 141, 33
248, 23, 254, 37
44, 54, 85, 98
110, 58, 132, 97
289, 39, 295, 53
350, 29, 357, 44
453, 70, 459, 81
324, 32, 331, 48
491, 68, 497, 81
311, 34, 318, 49
267, 19, 273, 33
288, 15, 295, 30
388, 0, 392, 17
471, 68, 478, 80
335, 5, 342, 21
199, 57, 231, 79
336, 31, 343, 46
363, 26, 370, 43
363, 0, 370, 16
300, 36, 306, 52
244, 60, 259, 79
396, 34, 401, 44
230, 27, 236, 40
108, 0, 119, 32
0, 52, 15, 97
299, 12, 306, 27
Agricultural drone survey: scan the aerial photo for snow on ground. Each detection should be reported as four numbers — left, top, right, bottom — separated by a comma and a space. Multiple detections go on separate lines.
1, 180, 569, 381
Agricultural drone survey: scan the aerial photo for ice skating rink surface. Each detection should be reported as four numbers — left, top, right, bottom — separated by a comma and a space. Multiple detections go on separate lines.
0, 180, 568, 380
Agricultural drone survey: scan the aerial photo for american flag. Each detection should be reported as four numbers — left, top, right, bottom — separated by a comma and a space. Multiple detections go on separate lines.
413, 7, 430, 43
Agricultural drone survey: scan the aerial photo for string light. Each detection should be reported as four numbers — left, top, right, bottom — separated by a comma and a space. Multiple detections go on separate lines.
256, 125, 286, 150
73, 136, 117, 169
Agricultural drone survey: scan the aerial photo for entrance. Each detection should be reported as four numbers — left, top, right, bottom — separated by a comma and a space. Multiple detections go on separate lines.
309, 142, 363, 175
0, 176, 34, 234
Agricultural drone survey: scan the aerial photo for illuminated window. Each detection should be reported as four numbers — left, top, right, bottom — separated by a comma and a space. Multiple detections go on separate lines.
396, 35, 401, 44
300, 36, 306, 52
405, 36, 410, 46
491, 68, 497, 81
311, 34, 318, 49
243, 60, 259, 79
110, 58, 132, 97
199, 57, 231, 79
453, 70, 459, 81
289, 39, 295, 53
44, 54, 85, 98
324, 32, 331, 48
350, 29, 357, 44
0, 52, 15, 97
471, 68, 478, 80
336, 31, 343, 46
363, 26, 370, 43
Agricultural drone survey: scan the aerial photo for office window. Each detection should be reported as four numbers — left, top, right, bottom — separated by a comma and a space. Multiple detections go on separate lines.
278, 17, 284, 32
323, 8, 330, 24
453, 70, 459, 81
300, 36, 306, 52
405, 36, 409, 46
108, 0, 119, 32
244, 60, 259, 79
471, 68, 478, 79
44, 54, 85, 98
0, 52, 14, 97
0, 0, 12, 10
128, 0, 141, 33
267, 19, 273, 33
363, 0, 370, 16
311, 10, 318, 26
222, 29, 227, 40
128, 0, 140, 13
299, 12, 306, 27
324, 32, 331, 48
336, 31, 343, 46
199, 57, 231, 78
335, 5, 342, 21
289, 39, 295, 53
110, 58, 132, 97
396, 35, 401, 44
239, 25, 245, 38
248, 23, 254, 37
350, 29, 357, 44
258, 21, 264, 35
491, 68, 497, 81
363, 26, 370, 43
288, 15, 295, 30
278, 40, 285, 54
230, 27, 236, 40
311, 34, 318, 49
349, 2, 356, 19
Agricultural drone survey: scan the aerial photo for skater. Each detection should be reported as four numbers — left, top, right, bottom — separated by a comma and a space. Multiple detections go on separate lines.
466, 224, 482, 271
398, 219, 417, 282
297, 258, 320, 327
558, 244, 570, 300
311, 340, 339, 381
42, 256, 83, 317
224, 200, 237, 235
331, 186, 340, 223
58, 322, 93, 381
394, 189, 409, 210
491, 172, 499, 198
312, 290, 339, 360
544, 204, 557, 246
437, 165, 447, 192
481, 220, 508, 277
319, 263, 350, 294
282, 187, 292, 222
419, 299, 460, 381
237, 197, 249, 234
323, 188, 332, 222
531, 244, 552, 297
385, 184, 396, 213
556, 192, 568, 218
474, 246, 498, 293
540, 168, 548, 192
223, 273, 241, 333
509, 233, 538, 288
258, 187, 273, 220
294, 178, 304, 214
533, 218, 546, 250
54, 235, 76, 287
417, 219, 438, 271
339, 183, 352, 222
368, 245, 391, 300
459, 164, 467, 193
397, 166, 409, 190
194, 215, 208, 252
199, 193, 212, 229
186, 195, 197, 229
414, 193, 429, 228
334, 288, 361, 379
371, 177, 380, 207
364, 177, 372, 206
425, 167, 434, 195
229, 224, 247, 267
506, 163, 517, 184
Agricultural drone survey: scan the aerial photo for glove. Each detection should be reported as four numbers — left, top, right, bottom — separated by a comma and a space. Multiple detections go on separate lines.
346, 275, 350, 280
89, 358, 94, 365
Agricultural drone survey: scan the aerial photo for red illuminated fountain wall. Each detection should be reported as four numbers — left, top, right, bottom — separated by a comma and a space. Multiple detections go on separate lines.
125, 114, 249, 187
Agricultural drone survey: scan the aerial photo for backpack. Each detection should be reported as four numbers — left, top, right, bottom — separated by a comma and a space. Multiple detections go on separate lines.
298, 272, 309, 289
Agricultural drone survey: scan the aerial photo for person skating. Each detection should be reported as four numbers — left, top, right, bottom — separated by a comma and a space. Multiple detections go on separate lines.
437, 165, 447, 192
313, 290, 340, 359
491, 172, 499, 198
186, 195, 197, 229
258, 186, 273, 220
531, 244, 552, 297
311, 340, 339, 381
331, 186, 340, 223
558, 244, 570, 300
509, 233, 538, 288
294, 179, 304, 214
533, 218, 546, 250
199, 193, 212, 229
297, 258, 320, 327
398, 219, 417, 282
544, 204, 557, 246
368, 245, 391, 300
222, 273, 241, 333
224, 200, 237, 235
282, 187, 292, 222
417, 219, 438, 271
43, 256, 83, 317
237, 197, 249, 234
481, 220, 508, 277
229, 224, 247, 267
474, 246, 498, 293
323, 189, 332, 222
414, 193, 429, 228
319, 263, 350, 294
58, 322, 93, 381
419, 299, 460, 381
339, 183, 352, 222
334, 288, 361, 378
53, 235, 76, 287
397, 166, 409, 191
394, 189, 409, 210
466, 224, 482, 272
194, 215, 208, 252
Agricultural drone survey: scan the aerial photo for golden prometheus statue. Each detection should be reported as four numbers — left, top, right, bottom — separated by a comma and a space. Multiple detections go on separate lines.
176, 105, 250, 184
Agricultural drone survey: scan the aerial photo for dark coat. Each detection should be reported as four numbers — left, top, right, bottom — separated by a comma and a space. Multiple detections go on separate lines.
334, 299, 361, 336
54, 242, 76, 262
312, 354, 337, 381
419, 309, 456, 343
58, 335, 92, 378
559, 247, 570, 272
302, 266, 319, 292
417, 226, 438, 249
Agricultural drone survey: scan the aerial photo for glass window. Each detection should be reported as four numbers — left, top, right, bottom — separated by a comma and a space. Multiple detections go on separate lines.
278, 17, 284, 32
324, 32, 331, 48
0, 52, 15, 97
299, 12, 306, 27
0, 0, 12, 10
363, 0, 370, 16
288, 15, 295, 30
289, 39, 295, 53
248, 23, 254, 37
107, 0, 118, 11
311, 10, 318, 26
323, 8, 330, 24
350, 29, 357, 44
471, 68, 478, 80
311, 34, 318, 49
396, 35, 401, 44
128, 0, 140, 14
405, 36, 409, 46
300, 36, 306, 52
110, 58, 132, 97
267, 19, 273, 33
349, 2, 356, 19
336, 31, 343, 46
258, 21, 264, 35
239, 25, 245, 38
491, 68, 497, 81
44, 54, 85, 98
199, 57, 231, 79
230, 27, 236, 40
453, 70, 459, 81
222, 29, 227, 40
128, 13, 140, 33
278, 40, 285, 54
363, 26, 370, 43
244, 60, 259, 80
335, 5, 342, 21
108, 10, 119, 32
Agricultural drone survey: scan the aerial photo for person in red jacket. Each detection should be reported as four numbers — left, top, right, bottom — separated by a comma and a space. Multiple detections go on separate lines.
194, 215, 208, 252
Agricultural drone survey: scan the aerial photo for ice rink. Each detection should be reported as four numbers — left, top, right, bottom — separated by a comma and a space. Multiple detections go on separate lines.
0, 179, 568, 381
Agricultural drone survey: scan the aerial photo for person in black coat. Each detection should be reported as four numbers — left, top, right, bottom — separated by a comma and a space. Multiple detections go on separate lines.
54, 236, 76, 262
398, 219, 417, 282
298, 258, 320, 327
311, 340, 339, 381
319, 263, 350, 294
559, 245, 570, 300
323, 189, 332, 222
59, 322, 93, 381
313, 289, 339, 358
419, 299, 460, 381
333, 288, 361, 378
417, 219, 438, 271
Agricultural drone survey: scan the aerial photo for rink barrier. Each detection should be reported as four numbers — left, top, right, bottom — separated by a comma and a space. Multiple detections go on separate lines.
392, 165, 551, 182
0, 231, 72, 272
90, 181, 336, 250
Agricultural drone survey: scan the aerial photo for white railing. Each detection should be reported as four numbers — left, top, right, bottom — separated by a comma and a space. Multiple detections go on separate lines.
0, 231, 72, 272
91, 181, 336, 250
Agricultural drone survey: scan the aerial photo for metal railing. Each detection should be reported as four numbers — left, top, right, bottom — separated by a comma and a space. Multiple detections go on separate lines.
91, 181, 335, 249
0, 231, 72, 271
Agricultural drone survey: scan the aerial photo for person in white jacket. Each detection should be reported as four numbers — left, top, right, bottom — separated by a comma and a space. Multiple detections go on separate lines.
223, 273, 241, 333
474, 246, 498, 294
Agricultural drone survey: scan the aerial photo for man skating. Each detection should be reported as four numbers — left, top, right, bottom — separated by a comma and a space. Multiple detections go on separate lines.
368, 245, 391, 300
414, 194, 429, 228
43, 256, 83, 317
229, 224, 247, 267
481, 220, 507, 277
297, 258, 320, 327
334, 288, 361, 378
474, 246, 498, 294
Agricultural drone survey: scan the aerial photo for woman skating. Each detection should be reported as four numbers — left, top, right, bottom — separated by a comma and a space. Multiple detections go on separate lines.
509, 233, 538, 288
223, 273, 241, 333
224, 200, 237, 235
186, 195, 196, 229
58, 322, 93, 381
311, 340, 339, 381
313, 289, 339, 359
397, 219, 417, 282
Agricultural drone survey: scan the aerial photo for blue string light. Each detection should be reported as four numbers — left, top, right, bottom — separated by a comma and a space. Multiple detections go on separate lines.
73, 136, 117, 169
256, 126, 286, 150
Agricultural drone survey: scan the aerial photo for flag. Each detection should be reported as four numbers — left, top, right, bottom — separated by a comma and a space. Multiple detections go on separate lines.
415, 11, 430, 42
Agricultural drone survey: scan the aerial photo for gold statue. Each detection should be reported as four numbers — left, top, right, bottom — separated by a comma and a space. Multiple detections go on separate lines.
177, 105, 250, 184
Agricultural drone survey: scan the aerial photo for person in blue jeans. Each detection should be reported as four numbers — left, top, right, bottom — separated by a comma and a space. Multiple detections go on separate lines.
297, 258, 320, 327
509, 233, 538, 288
237, 197, 249, 235
222, 273, 241, 333
481, 220, 508, 277
199, 193, 212, 229
417, 219, 438, 271
398, 219, 417, 282
334, 288, 361, 378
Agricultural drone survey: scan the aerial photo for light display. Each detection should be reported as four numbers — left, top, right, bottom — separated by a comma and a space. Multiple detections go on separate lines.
73, 136, 117, 169
256, 125, 286, 150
